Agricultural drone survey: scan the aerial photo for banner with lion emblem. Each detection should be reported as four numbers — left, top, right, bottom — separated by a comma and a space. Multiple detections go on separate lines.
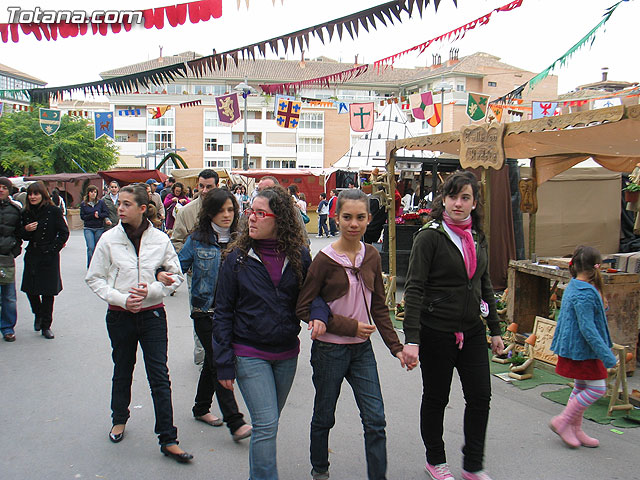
216, 93, 241, 127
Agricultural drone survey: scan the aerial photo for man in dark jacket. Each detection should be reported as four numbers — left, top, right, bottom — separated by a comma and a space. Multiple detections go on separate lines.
0, 177, 22, 342
102, 180, 119, 229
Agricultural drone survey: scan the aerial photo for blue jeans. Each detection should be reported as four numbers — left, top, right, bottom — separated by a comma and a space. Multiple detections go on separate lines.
0, 282, 17, 335
310, 340, 387, 480
84, 227, 104, 268
106, 308, 178, 446
236, 355, 298, 480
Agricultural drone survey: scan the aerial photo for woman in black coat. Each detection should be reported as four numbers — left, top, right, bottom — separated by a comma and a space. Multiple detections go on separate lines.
21, 181, 69, 339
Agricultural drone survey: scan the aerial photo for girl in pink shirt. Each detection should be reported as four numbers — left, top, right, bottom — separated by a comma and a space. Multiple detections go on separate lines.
297, 189, 408, 480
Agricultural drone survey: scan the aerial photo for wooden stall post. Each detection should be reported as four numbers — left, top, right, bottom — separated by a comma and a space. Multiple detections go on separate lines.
385, 141, 398, 306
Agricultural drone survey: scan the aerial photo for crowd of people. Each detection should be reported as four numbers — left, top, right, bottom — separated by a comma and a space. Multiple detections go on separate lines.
0, 170, 618, 479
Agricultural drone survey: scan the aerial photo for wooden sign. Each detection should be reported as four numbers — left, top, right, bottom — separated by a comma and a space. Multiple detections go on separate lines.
518, 177, 538, 214
459, 123, 505, 170
532, 316, 558, 366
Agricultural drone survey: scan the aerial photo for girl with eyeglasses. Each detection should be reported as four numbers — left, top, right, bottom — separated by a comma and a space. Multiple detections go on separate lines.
212, 185, 311, 480
177, 188, 251, 442
296, 188, 407, 480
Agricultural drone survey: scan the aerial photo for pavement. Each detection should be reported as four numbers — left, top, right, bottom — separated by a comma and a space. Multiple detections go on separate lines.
1, 231, 639, 480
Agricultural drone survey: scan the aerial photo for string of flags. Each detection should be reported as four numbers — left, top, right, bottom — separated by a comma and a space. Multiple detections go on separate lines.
179, 99, 202, 108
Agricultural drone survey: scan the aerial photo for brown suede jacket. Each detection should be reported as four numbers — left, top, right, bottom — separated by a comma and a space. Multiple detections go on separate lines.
296, 244, 403, 357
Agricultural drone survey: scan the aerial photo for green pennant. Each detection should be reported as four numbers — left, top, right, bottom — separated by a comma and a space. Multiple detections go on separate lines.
466, 92, 490, 121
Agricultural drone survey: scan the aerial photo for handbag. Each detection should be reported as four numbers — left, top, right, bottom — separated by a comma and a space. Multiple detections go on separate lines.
301, 212, 310, 224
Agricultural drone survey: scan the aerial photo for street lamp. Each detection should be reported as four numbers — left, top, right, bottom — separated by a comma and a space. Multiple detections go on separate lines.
435, 79, 452, 134
234, 77, 256, 171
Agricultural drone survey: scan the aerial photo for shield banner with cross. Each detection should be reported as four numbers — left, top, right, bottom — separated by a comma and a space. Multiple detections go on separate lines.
349, 102, 375, 132
276, 99, 301, 129
466, 93, 490, 122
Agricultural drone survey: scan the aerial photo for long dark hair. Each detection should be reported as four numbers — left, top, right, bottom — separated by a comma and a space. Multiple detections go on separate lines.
83, 185, 99, 204
193, 188, 238, 245
24, 181, 53, 212
569, 245, 604, 297
227, 185, 307, 286
429, 170, 484, 234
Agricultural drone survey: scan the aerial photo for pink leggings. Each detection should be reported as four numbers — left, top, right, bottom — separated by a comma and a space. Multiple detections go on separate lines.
570, 379, 606, 407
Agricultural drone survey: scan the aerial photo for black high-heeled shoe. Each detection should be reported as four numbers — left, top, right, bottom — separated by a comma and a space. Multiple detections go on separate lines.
161, 445, 193, 463
109, 425, 125, 443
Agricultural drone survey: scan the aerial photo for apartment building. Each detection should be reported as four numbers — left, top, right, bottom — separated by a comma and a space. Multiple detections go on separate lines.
0, 62, 46, 109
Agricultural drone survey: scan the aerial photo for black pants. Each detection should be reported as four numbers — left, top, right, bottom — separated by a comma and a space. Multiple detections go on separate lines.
328, 217, 338, 236
193, 314, 246, 433
27, 294, 54, 329
106, 308, 178, 446
318, 214, 329, 236
419, 323, 491, 473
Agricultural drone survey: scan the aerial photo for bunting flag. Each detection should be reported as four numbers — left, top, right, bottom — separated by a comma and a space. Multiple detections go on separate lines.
216, 93, 241, 126
180, 99, 202, 108
532, 101, 558, 119
487, 104, 503, 123
39, 108, 61, 135
67, 110, 91, 118
349, 103, 375, 132
409, 91, 434, 120
94, 112, 114, 139
117, 108, 142, 116
276, 98, 301, 129
593, 97, 622, 109
466, 92, 490, 121
0, 102, 3, 118
13, 104, 34, 112
336, 101, 349, 114
148, 105, 171, 119
427, 102, 442, 127
30, 0, 448, 101
0, 0, 223, 44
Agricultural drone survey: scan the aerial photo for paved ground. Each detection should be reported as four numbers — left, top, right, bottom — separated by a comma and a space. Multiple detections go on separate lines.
1, 231, 639, 479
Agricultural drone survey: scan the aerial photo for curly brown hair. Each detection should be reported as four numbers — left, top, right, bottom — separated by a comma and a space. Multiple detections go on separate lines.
227, 185, 307, 286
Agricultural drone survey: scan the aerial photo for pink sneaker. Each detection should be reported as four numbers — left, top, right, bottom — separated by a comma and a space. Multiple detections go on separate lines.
461, 470, 494, 480
425, 462, 455, 480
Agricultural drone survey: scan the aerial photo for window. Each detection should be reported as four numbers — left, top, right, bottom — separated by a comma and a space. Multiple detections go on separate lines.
488, 81, 497, 87
299, 112, 324, 129
137, 133, 146, 143
195, 84, 227, 95
246, 110, 262, 120
233, 156, 258, 169
266, 159, 296, 169
147, 131, 174, 152
205, 158, 231, 168
266, 111, 275, 120
299, 137, 323, 153
147, 109, 175, 127
204, 137, 230, 152
232, 133, 262, 144
115, 133, 129, 142
204, 110, 220, 127
166, 84, 186, 94
456, 84, 465, 91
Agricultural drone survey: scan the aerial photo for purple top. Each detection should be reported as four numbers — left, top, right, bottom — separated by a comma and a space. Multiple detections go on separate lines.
254, 239, 285, 287
233, 341, 300, 362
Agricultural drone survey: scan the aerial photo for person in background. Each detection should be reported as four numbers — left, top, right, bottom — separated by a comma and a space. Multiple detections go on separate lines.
327, 189, 338, 237
144, 182, 165, 229
21, 181, 70, 340
316, 193, 330, 238
177, 189, 252, 442
103, 181, 120, 230
164, 182, 190, 231
403, 171, 503, 480
160, 176, 175, 201
298, 192, 308, 215
0, 177, 22, 343
296, 188, 408, 480
50, 188, 67, 216
80, 185, 110, 268
14, 187, 27, 208
234, 184, 249, 213
212, 185, 311, 480
185, 186, 194, 199
549, 245, 617, 449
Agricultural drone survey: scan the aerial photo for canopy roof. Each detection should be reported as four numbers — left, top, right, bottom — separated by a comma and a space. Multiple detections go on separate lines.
98, 169, 167, 186
390, 104, 640, 184
24, 173, 101, 182
171, 168, 230, 181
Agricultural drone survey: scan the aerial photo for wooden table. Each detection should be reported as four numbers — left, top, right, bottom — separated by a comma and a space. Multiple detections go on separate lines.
507, 260, 640, 373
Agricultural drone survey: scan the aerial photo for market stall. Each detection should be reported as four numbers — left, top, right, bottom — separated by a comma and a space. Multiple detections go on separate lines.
98, 169, 167, 187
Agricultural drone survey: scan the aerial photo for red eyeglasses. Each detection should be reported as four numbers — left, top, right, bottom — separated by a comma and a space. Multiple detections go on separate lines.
244, 208, 276, 219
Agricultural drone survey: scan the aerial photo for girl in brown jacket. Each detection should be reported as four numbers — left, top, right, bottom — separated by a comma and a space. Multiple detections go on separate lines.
297, 188, 408, 480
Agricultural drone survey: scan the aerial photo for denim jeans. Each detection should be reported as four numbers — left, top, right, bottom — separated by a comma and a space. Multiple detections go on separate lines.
193, 314, 246, 433
328, 217, 338, 236
318, 214, 329, 236
0, 282, 17, 335
419, 323, 491, 473
83, 227, 104, 268
106, 308, 178, 446
310, 340, 387, 480
236, 355, 298, 480
27, 294, 54, 329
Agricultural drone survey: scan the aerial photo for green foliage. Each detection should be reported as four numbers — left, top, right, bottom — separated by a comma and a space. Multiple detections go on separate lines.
0, 109, 118, 176
508, 351, 527, 366
624, 183, 640, 192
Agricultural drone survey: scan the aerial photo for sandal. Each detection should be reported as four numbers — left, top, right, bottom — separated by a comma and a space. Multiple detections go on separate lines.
195, 414, 223, 427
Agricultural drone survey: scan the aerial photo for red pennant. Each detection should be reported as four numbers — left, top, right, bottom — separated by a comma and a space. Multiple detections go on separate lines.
154, 8, 165, 29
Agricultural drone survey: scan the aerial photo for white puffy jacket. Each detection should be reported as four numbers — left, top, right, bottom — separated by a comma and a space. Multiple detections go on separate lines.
85, 221, 183, 309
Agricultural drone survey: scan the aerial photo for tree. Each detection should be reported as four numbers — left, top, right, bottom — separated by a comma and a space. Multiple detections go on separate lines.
0, 109, 119, 176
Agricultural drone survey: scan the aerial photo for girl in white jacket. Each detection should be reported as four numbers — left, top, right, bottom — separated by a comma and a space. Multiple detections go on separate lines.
85, 184, 193, 463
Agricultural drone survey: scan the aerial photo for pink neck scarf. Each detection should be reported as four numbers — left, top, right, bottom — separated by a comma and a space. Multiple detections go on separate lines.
442, 211, 477, 279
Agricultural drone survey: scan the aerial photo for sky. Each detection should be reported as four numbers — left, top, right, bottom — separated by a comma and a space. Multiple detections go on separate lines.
1, 0, 639, 97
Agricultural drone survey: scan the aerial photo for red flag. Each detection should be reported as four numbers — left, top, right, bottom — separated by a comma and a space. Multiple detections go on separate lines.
349, 103, 374, 132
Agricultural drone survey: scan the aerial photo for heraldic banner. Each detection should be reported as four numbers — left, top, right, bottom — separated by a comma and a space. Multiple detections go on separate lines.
276, 98, 301, 129
532, 101, 558, 119
94, 112, 114, 140
409, 92, 434, 121
216, 93, 241, 126
349, 102, 375, 132
466, 92, 490, 122
39, 108, 61, 136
